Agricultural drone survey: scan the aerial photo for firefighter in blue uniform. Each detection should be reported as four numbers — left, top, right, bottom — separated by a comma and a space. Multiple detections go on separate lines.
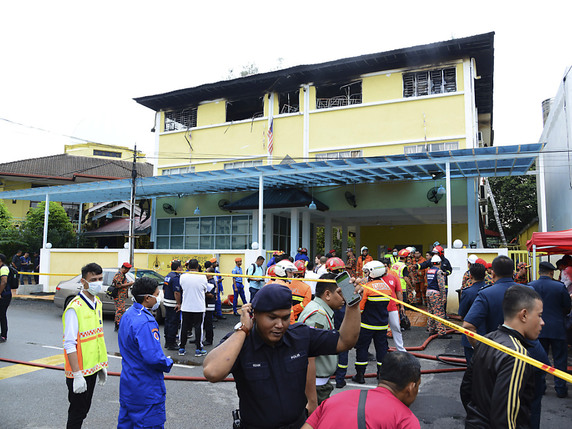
118, 277, 173, 429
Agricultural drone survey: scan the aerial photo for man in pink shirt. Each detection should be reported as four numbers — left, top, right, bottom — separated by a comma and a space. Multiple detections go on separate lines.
302, 352, 421, 429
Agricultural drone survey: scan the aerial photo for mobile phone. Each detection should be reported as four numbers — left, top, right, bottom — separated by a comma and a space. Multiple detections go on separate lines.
335, 271, 361, 307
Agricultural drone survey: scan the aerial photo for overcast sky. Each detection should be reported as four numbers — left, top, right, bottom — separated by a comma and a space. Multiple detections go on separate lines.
1, 1, 570, 166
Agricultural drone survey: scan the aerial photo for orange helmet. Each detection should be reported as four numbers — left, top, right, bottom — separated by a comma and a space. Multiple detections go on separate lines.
266, 265, 277, 277
326, 257, 345, 272
294, 260, 306, 275
432, 245, 444, 256
398, 248, 410, 257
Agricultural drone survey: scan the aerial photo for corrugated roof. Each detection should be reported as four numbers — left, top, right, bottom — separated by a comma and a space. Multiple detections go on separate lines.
0, 144, 542, 204
0, 154, 153, 183
135, 32, 494, 115
83, 217, 151, 237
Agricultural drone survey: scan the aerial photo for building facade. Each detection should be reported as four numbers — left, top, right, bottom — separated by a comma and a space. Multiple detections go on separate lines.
134, 33, 495, 257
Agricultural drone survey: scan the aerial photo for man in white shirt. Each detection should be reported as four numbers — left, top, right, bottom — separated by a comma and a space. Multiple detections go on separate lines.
179, 259, 208, 357
246, 256, 266, 301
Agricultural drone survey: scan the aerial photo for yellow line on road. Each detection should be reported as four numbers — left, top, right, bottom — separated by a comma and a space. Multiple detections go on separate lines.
0, 354, 64, 380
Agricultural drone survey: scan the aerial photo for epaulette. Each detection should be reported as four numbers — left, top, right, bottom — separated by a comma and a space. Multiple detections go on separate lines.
478, 283, 493, 291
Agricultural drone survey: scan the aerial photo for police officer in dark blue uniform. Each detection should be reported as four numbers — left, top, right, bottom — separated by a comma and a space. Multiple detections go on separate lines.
458, 262, 487, 363
163, 260, 182, 350
463, 255, 549, 429
529, 261, 571, 398
118, 277, 173, 429
203, 283, 363, 429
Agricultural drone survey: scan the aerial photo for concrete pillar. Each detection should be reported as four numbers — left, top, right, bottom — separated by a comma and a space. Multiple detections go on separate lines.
265, 213, 274, 253
446, 162, 452, 248
466, 178, 480, 247
42, 194, 50, 249
252, 209, 259, 246
302, 211, 311, 251
355, 226, 361, 254
290, 208, 299, 257
324, 217, 332, 255
341, 224, 348, 257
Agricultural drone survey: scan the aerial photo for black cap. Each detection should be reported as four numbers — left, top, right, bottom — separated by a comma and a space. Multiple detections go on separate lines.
539, 261, 557, 271
252, 283, 292, 312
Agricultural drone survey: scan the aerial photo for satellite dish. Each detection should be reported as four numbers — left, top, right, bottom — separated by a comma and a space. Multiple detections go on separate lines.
162, 203, 177, 215
344, 191, 357, 208
427, 187, 444, 204
218, 199, 230, 210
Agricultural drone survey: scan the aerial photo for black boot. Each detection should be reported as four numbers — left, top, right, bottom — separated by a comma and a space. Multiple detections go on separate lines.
351, 367, 366, 384
114, 322, 119, 332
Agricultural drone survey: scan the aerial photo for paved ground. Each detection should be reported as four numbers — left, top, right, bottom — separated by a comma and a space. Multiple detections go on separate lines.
1, 297, 571, 428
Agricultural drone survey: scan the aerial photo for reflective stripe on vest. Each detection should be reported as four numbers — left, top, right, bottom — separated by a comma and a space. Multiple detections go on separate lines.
63, 295, 108, 378
392, 261, 407, 291
367, 296, 390, 302
360, 322, 389, 330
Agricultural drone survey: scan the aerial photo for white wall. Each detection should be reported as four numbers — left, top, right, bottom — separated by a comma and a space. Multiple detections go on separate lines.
539, 67, 572, 231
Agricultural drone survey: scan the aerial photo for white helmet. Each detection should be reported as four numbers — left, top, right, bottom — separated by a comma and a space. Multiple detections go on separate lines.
467, 254, 478, 264
360, 246, 369, 253
274, 260, 297, 277
431, 255, 441, 264
406, 246, 416, 253
363, 261, 386, 278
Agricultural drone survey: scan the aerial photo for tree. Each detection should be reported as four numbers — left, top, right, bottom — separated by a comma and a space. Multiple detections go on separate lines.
0, 200, 12, 230
20, 202, 76, 250
486, 175, 538, 242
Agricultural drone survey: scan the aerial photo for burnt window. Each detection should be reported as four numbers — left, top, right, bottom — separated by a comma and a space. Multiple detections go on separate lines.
279, 90, 300, 114
93, 150, 121, 158
403, 67, 457, 98
316, 81, 362, 109
226, 96, 264, 122
164, 107, 197, 131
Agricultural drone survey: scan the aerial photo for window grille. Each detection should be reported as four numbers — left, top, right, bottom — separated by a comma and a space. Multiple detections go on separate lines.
224, 160, 263, 169
315, 150, 362, 161
161, 166, 195, 175
404, 142, 459, 154
164, 107, 197, 132
403, 67, 456, 98
316, 81, 362, 109
93, 149, 122, 158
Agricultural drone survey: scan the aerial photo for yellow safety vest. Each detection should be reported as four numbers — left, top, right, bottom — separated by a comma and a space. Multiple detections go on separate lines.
62, 295, 108, 378
391, 261, 408, 292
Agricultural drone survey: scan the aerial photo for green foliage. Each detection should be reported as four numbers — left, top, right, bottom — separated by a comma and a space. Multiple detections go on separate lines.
315, 226, 355, 257
487, 175, 538, 242
0, 200, 12, 230
0, 229, 28, 259
19, 202, 76, 250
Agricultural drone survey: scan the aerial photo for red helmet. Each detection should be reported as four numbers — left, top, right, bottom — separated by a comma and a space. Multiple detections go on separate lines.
266, 265, 277, 277
326, 257, 345, 272
398, 248, 410, 257
432, 245, 444, 256
298, 247, 308, 253
294, 260, 306, 275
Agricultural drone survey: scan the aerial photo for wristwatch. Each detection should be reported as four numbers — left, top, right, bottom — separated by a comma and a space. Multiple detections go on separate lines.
234, 321, 250, 336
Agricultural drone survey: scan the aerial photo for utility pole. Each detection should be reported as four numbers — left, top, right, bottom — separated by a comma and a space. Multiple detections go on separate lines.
128, 144, 137, 265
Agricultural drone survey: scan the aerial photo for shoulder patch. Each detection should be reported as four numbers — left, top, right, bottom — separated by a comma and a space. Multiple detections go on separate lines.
153, 331, 160, 341
314, 322, 324, 329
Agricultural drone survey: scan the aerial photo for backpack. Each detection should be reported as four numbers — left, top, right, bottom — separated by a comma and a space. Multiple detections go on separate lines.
7, 265, 19, 290
245, 263, 256, 285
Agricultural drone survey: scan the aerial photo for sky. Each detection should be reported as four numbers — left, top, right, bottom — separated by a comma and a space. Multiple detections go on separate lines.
1, 1, 571, 166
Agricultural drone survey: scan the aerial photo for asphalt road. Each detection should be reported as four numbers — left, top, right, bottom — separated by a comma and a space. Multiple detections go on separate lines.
1, 299, 570, 428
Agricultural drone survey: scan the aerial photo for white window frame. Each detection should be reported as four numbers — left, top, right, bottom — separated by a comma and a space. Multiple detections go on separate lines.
315, 150, 363, 161
224, 160, 263, 170
161, 166, 195, 175
404, 142, 459, 155
403, 67, 457, 98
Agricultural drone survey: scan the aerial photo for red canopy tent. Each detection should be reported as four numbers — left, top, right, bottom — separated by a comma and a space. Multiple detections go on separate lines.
526, 229, 572, 255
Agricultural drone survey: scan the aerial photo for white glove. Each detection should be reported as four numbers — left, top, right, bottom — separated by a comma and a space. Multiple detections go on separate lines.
72, 371, 87, 394
97, 367, 107, 386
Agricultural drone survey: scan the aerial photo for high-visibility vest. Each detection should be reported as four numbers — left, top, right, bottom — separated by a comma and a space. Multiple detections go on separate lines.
391, 261, 408, 292
63, 295, 108, 378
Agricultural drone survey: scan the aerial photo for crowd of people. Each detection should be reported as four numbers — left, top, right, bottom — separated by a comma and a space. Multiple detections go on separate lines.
35, 242, 572, 428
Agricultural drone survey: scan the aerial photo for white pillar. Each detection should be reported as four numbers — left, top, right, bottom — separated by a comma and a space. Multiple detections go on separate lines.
324, 217, 332, 255
290, 208, 299, 257
77, 203, 83, 234
42, 194, 50, 249
303, 84, 310, 162
252, 209, 259, 246
265, 213, 274, 252
341, 224, 348, 257
446, 162, 452, 248
302, 211, 311, 251
258, 176, 264, 245
466, 178, 480, 246
150, 197, 157, 247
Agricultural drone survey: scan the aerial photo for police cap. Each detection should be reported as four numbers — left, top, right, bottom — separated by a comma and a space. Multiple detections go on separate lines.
252, 283, 292, 312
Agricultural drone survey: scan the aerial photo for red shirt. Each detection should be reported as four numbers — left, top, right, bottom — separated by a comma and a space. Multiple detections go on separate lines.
306, 385, 420, 429
380, 273, 401, 312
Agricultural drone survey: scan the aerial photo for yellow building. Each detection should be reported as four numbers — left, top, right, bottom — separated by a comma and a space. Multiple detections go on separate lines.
133, 33, 495, 257
0, 143, 151, 226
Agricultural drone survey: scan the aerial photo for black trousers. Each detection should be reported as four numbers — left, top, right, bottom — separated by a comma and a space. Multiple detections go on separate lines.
0, 295, 11, 339
66, 372, 97, 429
180, 311, 204, 350
204, 310, 214, 343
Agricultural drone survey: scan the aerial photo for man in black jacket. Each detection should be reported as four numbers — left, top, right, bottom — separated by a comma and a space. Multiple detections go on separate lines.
460, 285, 544, 429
